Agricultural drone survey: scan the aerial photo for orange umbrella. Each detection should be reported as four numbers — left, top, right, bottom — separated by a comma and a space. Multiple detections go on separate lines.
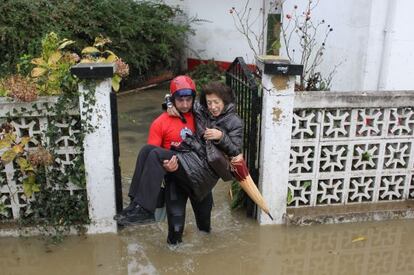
231, 160, 273, 220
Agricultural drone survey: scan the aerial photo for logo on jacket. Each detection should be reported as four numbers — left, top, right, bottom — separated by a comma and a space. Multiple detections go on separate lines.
180, 127, 193, 140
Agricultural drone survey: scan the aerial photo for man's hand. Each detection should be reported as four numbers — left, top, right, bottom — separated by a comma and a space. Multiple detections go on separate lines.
204, 128, 223, 140
167, 105, 180, 117
163, 155, 179, 172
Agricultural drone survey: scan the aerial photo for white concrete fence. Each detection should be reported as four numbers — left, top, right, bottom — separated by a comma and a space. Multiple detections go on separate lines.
0, 97, 83, 221
0, 64, 118, 236
258, 56, 414, 225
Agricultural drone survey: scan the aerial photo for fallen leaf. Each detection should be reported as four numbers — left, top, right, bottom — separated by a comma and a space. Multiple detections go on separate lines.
352, 236, 366, 243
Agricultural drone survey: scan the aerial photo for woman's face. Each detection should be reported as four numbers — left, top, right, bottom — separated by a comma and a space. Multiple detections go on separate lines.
206, 93, 225, 117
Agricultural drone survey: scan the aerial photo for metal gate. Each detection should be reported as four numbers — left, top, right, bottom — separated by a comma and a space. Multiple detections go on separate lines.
225, 57, 262, 216
110, 92, 123, 213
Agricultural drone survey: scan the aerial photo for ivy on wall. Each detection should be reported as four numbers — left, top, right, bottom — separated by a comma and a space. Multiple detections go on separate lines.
0, 32, 127, 242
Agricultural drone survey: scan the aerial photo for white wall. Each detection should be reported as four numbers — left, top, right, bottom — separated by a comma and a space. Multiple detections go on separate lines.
281, 0, 414, 91
163, 0, 414, 91
378, 0, 414, 90
164, 0, 265, 64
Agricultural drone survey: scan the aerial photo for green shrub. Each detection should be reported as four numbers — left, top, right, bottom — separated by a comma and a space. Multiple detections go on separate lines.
188, 61, 225, 92
230, 180, 246, 210
0, 0, 191, 80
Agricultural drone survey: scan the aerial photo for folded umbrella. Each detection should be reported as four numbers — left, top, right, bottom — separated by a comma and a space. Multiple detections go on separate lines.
230, 159, 273, 220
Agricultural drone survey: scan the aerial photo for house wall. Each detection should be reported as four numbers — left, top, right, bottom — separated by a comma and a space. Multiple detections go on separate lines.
281, 0, 414, 91
164, 0, 265, 65
164, 0, 414, 91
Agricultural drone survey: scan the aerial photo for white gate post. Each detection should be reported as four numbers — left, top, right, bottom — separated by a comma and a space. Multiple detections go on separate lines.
256, 56, 302, 225
71, 63, 117, 234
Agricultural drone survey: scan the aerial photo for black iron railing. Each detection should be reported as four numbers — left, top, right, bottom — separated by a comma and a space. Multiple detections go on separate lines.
110, 92, 123, 213
226, 57, 262, 216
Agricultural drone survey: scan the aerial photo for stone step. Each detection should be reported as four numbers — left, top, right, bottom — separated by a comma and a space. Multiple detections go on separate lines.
285, 200, 414, 225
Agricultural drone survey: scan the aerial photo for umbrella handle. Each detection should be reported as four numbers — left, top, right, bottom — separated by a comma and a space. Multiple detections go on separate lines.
230, 160, 250, 180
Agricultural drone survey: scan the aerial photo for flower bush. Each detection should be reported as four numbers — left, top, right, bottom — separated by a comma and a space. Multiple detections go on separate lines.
0, 32, 129, 100
1, 75, 38, 102
79, 36, 129, 91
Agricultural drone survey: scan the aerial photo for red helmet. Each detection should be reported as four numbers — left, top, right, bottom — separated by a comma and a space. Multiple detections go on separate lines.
170, 75, 196, 97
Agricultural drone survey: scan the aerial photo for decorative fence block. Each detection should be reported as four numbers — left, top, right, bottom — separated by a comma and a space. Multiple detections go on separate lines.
288, 92, 414, 208
0, 97, 85, 221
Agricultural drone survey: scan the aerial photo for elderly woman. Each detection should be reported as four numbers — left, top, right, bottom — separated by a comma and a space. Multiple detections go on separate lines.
173, 81, 243, 199
118, 81, 243, 240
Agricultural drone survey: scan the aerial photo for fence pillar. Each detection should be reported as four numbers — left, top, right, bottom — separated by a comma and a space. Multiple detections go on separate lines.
256, 56, 303, 225
71, 63, 117, 234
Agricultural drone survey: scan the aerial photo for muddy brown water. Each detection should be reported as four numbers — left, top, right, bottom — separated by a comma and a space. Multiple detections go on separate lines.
2, 87, 414, 275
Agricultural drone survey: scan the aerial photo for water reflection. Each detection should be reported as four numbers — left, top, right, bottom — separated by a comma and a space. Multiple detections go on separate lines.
114, 183, 414, 275
2, 216, 414, 274
0, 234, 127, 275
273, 220, 414, 275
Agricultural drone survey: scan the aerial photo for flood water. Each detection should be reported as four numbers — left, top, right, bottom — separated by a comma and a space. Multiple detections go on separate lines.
2, 86, 414, 275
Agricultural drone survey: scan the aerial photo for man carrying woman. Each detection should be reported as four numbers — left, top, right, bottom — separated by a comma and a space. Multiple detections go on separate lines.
116, 75, 243, 244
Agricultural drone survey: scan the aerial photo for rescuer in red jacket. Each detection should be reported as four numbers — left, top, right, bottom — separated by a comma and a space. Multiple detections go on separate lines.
116, 75, 213, 245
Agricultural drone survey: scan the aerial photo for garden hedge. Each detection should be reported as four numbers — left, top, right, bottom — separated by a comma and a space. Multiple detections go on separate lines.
0, 0, 192, 84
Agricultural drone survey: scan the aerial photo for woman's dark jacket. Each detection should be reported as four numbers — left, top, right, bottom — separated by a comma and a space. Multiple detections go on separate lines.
175, 101, 243, 201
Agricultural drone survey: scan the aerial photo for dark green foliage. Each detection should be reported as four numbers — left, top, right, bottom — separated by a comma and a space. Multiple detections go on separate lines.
21, 186, 90, 242
230, 180, 246, 210
188, 61, 225, 92
0, 0, 191, 78
266, 14, 281, 55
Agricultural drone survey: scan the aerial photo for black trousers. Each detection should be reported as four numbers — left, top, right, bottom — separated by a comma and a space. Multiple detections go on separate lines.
128, 144, 189, 212
165, 176, 213, 244
128, 144, 213, 244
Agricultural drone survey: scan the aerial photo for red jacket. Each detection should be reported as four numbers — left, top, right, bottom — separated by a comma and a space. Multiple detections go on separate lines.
147, 112, 195, 149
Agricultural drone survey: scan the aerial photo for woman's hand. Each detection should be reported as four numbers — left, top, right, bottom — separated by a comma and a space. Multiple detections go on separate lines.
204, 127, 223, 141
230, 153, 243, 164
167, 105, 180, 117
